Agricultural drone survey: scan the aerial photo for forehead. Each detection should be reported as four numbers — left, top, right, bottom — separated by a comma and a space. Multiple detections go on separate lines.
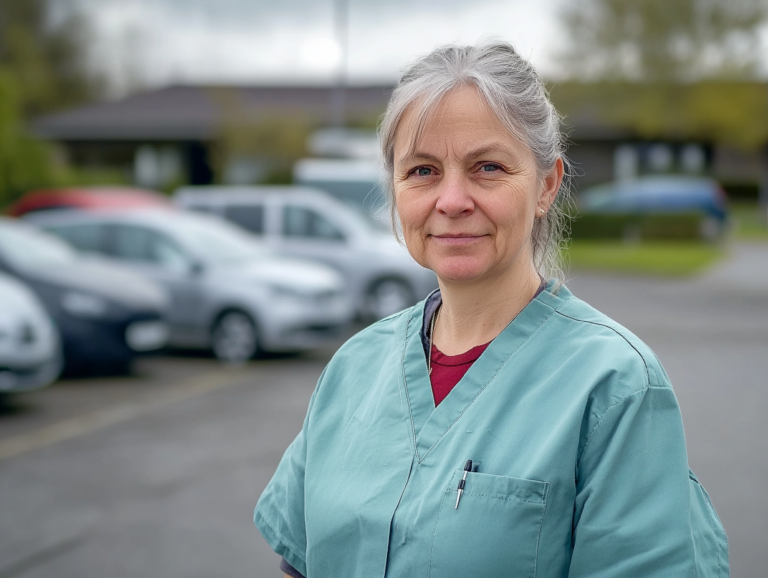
394, 85, 516, 158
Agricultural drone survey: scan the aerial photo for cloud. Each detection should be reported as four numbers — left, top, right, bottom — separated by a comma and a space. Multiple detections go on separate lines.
79, 0, 566, 94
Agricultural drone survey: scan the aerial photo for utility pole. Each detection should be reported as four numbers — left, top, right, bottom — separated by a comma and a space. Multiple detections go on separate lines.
760, 142, 768, 225
331, 0, 348, 128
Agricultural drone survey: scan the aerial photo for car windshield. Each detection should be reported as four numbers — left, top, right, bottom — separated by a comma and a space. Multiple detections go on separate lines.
169, 217, 268, 263
0, 221, 77, 268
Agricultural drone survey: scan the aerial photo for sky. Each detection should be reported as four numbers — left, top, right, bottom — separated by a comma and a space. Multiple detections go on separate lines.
76, 0, 566, 95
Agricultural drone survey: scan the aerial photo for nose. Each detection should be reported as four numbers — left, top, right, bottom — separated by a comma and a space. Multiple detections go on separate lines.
434, 171, 474, 217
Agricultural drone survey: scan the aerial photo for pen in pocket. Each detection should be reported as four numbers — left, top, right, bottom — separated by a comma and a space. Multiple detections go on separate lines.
455, 460, 473, 509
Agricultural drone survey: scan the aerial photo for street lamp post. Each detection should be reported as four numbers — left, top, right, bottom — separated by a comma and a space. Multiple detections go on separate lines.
331, 0, 348, 128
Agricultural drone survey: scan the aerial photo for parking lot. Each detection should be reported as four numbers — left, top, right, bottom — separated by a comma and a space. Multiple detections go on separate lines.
1, 254, 767, 578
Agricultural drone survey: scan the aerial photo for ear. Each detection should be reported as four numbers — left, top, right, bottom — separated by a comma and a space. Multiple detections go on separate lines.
537, 157, 564, 216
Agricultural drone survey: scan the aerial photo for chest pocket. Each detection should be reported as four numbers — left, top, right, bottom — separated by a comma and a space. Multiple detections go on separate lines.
429, 470, 549, 578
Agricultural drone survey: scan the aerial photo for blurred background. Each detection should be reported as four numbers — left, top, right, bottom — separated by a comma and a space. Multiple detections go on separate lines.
1, 0, 767, 576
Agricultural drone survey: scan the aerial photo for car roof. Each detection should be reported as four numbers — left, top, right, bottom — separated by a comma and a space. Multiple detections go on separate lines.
173, 185, 339, 205
24, 207, 203, 229
6, 187, 173, 217
293, 158, 383, 182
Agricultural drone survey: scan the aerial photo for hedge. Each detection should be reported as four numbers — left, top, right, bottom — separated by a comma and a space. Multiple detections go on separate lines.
569, 212, 711, 241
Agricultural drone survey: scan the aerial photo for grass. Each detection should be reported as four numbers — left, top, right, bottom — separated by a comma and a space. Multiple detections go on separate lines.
564, 241, 724, 276
729, 202, 768, 241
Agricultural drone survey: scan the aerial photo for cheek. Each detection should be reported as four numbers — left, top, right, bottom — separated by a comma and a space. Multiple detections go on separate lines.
395, 188, 429, 232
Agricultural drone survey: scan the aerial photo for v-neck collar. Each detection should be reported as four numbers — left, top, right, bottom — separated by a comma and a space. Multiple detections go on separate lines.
399, 280, 570, 463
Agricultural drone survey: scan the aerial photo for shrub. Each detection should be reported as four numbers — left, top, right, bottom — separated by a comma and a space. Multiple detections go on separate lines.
569, 212, 708, 241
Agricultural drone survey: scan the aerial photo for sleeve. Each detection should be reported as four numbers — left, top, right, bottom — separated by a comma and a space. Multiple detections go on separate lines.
568, 385, 729, 577
254, 371, 324, 578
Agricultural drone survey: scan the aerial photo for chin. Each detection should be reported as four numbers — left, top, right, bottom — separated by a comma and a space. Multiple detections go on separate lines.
430, 259, 493, 283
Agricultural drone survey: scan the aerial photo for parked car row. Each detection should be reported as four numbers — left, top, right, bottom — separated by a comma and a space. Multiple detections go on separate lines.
0, 184, 438, 391
27, 210, 352, 363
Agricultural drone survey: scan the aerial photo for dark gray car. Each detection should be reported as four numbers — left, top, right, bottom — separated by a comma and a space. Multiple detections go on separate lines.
0, 217, 169, 373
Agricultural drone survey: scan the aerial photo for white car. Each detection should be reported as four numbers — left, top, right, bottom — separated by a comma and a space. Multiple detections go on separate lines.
0, 272, 61, 392
29, 209, 353, 363
173, 186, 438, 320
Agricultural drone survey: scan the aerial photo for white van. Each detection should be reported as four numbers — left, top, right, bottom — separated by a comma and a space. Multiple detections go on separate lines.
293, 158, 387, 224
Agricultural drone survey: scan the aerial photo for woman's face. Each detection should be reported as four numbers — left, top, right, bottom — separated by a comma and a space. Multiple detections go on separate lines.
393, 85, 562, 286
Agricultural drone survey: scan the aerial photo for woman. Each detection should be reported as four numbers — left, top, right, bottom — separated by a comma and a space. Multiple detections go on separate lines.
255, 42, 729, 577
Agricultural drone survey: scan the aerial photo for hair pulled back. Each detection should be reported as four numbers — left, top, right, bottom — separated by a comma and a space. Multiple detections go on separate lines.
379, 41, 572, 281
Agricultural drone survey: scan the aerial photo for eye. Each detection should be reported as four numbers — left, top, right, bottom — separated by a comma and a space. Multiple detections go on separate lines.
479, 163, 502, 173
409, 166, 434, 177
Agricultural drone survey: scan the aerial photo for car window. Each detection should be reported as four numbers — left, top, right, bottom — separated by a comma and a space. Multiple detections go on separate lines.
223, 204, 264, 235
0, 223, 76, 268
282, 206, 345, 241
47, 223, 105, 254
111, 225, 189, 271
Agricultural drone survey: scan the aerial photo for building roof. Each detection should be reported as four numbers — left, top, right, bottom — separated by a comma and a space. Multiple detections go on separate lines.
32, 84, 394, 141
32, 81, 766, 147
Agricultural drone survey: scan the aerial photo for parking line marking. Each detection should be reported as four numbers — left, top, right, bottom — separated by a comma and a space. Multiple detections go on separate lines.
0, 366, 251, 462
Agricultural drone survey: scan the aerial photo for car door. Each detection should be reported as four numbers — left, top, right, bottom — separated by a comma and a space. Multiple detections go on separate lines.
276, 203, 354, 273
105, 224, 207, 343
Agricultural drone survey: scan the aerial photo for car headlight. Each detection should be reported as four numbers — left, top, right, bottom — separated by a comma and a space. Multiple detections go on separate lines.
61, 292, 109, 318
269, 284, 341, 305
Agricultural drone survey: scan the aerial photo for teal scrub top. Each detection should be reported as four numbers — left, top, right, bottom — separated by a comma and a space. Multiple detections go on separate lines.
254, 282, 729, 578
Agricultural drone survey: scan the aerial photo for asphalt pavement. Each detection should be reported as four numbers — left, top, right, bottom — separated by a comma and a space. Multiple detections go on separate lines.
1, 242, 766, 578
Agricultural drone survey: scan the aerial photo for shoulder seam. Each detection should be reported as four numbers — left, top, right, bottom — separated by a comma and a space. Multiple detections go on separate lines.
554, 310, 653, 385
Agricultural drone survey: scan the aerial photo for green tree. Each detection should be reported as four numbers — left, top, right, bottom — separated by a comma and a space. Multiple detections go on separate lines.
558, 0, 768, 82
0, 1, 104, 206
0, 0, 103, 117
0, 69, 62, 207
550, 0, 768, 150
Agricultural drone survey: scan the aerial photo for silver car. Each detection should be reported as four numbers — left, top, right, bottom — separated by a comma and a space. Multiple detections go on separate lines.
173, 186, 438, 320
29, 209, 352, 363
0, 272, 61, 392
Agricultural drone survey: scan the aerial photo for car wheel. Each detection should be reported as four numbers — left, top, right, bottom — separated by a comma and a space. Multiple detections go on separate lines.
365, 278, 415, 321
211, 310, 259, 364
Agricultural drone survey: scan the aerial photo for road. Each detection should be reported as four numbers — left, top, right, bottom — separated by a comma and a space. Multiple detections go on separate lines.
1, 248, 767, 577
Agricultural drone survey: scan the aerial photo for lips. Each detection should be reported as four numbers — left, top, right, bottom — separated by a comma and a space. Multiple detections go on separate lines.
431, 233, 485, 238
430, 233, 485, 245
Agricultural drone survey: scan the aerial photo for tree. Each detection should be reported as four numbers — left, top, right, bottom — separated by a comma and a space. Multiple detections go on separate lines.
550, 0, 768, 148
0, 69, 62, 207
557, 0, 768, 82
0, 0, 103, 118
0, 1, 104, 206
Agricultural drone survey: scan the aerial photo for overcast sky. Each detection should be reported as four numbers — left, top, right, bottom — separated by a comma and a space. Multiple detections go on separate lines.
79, 0, 566, 95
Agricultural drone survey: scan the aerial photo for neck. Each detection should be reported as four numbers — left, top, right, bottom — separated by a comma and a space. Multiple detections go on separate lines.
433, 266, 541, 356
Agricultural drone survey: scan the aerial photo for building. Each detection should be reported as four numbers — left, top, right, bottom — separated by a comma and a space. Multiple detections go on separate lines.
32, 81, 768, 202
32, 84, 393, 189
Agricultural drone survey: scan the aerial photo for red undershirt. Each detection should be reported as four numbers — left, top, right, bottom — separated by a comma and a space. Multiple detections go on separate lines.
430, 341, 491, 406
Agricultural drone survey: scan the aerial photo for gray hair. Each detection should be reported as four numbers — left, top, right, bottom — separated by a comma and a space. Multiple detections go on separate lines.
379, 41, 572, 282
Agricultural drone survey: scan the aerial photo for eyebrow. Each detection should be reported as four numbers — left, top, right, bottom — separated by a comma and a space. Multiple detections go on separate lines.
397, 143, 519, 166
